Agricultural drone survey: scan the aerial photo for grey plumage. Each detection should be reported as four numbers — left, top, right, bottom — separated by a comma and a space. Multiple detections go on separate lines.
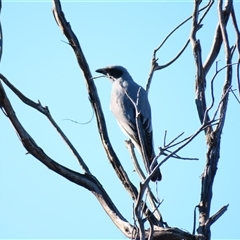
96, 65, 161, 182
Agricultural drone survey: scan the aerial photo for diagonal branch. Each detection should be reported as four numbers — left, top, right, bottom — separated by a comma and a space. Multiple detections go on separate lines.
215, 0, 232, 135
190, 0, 212, 136
0, 79, 136, 239
230, 6, 240, 100
52, 0, 139, 201
203, 1, 233, 75
125, 139, 163, 224
52, 0, 161, 228
231, 7, 240, 49
0, 72, 200, 240
203, 63, 237, 124
205, 204, 229, 229
146, 0, 214, 93
0, 73, 91, 174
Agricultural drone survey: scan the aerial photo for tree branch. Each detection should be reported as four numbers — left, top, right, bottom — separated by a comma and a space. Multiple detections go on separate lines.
0, 73, 91, 174
205, 204, 229, 229
190, 0, 213, 137
0, 0, 2, 64
146, 0, 214, 93
52, 0, 166, 234
203, 1, 232, 75
0, 79, 136, 239
215, 0, 232, 135
196, 1, 233, 239
125, 139, 163, 224
52, 0, 140, 202
230, 6, 240, 99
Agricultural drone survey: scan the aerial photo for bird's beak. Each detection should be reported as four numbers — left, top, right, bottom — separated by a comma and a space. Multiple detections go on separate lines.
95, 68, 107, 75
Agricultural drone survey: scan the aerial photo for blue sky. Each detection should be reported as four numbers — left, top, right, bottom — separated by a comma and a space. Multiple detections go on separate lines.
0, 1, 240, 239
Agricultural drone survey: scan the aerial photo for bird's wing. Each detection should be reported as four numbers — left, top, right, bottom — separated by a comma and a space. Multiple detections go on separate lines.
141, 115, 155, 161
111, 81, 155, 163
119, 112, 154, 166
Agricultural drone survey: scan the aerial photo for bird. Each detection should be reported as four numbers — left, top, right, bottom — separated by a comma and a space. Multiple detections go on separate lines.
95, 65, 162, 181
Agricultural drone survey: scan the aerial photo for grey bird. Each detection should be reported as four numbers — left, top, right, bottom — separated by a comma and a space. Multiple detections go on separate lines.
96, 65, 162, 181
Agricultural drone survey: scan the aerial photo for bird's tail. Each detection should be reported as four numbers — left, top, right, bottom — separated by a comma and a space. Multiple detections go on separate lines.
150, 160, 162, 182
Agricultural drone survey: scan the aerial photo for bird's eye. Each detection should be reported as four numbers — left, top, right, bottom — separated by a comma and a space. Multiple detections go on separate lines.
108, 68, 123, 78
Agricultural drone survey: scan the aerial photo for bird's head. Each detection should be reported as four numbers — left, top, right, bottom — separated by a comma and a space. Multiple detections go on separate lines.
95, 65, 131, 82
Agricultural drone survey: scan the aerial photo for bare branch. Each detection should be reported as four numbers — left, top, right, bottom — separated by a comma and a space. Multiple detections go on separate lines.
190, 0, 212, 136
198, 0, 214, 25
0, 0, 2, 64
148, 219, 154, 240
0, 79, 136, 239
0, 65, 190, 240
192, 205, 199, 234
145, 0, 214, 93
125, 139, 146, 181
237, 61, 240, 99
197, 2, 233, 238
155, 39, 190, 71
164, 131, 185, 148
212, 85, 231, 121
1, 0, 235, 238
146, 37, 190, 94
0, 73, 91, 174
135, 183, 146, 240
203, 63, 238, 124
125, 139, 163, 224
230, 6, 240, 100
203, 1, 233, 75
230, 87, 240, 104
52, 0, 140, 203
215, 0, 233, 135
151, 120, 214, 178
205, 204, 229, 229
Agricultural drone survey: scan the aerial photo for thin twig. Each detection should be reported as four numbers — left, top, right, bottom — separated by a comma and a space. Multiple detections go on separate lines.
135, 183, 146, 240
212, 85, 231, 122
144, 119, 214, 212
0, 0, 2, 64
192, 205, 199, 235
163, 130, 167, 147
198, 0, 214, 26
215, 0, 233, 134
125, 139, 162, 223
203, 0, 233, 75
230, 7, 240, 99
203, 63, 238, 124
146, 0, 214, 93
164, 131, 185, 148
230, 87, 240, 104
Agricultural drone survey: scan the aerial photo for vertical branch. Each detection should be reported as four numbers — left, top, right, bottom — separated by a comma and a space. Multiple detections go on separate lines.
197, 1, 233, 240
0, 0, 2, 64
230, 6, 240, 99
52, 0, 139, 201
203, 1, 232, 75
190, 0, 212, 134
215, 0, 232, 134
190, 1, 213, 239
